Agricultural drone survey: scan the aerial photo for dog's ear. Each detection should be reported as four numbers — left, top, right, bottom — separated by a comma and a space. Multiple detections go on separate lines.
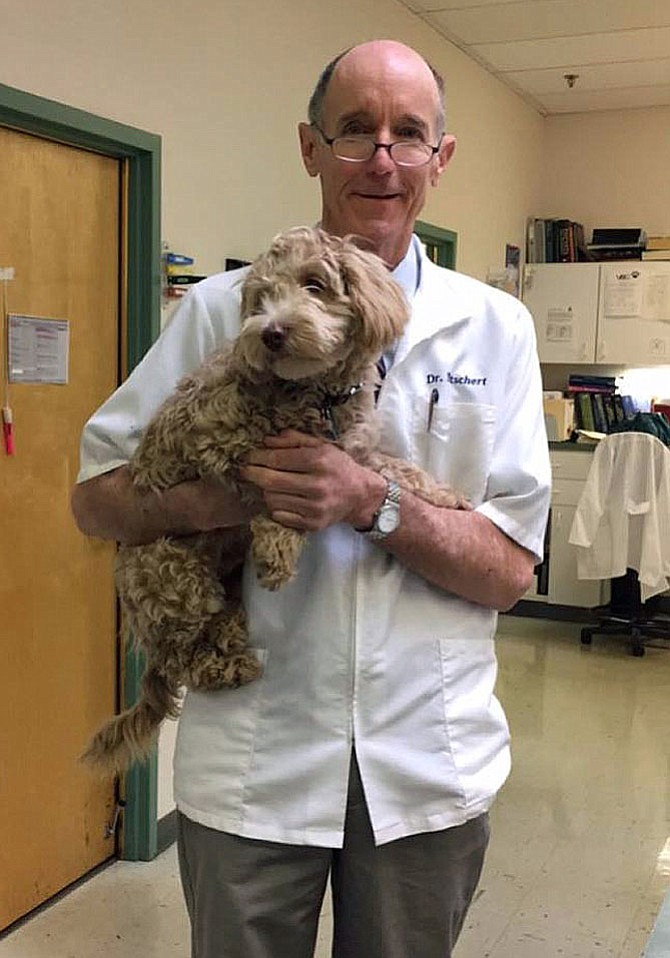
239, 259, 267, 319
338, 244, 410, 352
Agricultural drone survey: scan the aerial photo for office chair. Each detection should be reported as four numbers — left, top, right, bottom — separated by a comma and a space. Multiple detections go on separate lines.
569, 432, 670, 656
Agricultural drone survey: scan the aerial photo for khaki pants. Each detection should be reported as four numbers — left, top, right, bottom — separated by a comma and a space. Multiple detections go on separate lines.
177, 753, 489, 958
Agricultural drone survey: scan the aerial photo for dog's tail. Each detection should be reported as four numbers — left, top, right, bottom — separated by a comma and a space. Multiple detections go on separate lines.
81, 668, 179, 776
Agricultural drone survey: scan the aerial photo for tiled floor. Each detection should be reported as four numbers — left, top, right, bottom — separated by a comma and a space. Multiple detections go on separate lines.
1, 616, 669, 957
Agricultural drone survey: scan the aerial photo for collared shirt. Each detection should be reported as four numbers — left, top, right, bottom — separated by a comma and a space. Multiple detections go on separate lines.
383, 236, 421, 373
391, 235, 421, 302
76, 236, 551, 848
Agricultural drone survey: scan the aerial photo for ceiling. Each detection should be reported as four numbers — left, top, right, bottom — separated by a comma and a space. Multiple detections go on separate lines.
398, 0, 670, 115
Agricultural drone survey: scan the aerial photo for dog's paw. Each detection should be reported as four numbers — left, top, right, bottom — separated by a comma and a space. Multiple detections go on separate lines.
225, 652, 264, 688
250, 518, 304, 591
189, 648, 262, 691
207, 605, 248, 655
255, 555, 296, 591
430, 487, 472, 511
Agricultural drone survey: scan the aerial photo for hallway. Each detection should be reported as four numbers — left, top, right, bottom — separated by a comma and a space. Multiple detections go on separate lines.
1, 617, 668, 957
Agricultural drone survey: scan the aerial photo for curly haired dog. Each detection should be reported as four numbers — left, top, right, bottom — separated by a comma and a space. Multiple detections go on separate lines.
82, 226, 468, 774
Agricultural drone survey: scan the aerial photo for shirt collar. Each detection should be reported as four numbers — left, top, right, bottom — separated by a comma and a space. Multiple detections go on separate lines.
391, 235, 421, 302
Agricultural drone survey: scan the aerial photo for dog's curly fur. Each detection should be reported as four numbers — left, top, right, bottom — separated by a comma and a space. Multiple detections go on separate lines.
82, 227, 468, 774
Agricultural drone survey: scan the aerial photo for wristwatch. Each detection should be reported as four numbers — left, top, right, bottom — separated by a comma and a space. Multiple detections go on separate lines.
363, 479, 401, 540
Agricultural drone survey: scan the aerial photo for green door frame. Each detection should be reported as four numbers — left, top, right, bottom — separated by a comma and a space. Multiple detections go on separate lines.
0, 83, 161, 862
415, 220, 458, 269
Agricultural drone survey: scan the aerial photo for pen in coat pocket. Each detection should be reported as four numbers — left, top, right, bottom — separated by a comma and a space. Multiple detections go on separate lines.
427, 388, 439, 431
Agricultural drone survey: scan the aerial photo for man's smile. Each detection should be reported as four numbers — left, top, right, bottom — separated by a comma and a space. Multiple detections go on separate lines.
352, 191, 402, 200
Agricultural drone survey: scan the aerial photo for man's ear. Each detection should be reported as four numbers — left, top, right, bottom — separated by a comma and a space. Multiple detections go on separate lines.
430, 134, 456, 187
298, 123, 320, 178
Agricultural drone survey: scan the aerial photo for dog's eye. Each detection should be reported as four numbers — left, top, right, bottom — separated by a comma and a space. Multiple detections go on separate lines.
301, 276, 327, 294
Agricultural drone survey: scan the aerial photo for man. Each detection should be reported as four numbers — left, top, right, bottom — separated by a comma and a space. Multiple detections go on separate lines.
72, 40, 550, 958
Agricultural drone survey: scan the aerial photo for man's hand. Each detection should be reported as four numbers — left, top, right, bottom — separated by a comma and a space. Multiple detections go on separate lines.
169, 475, 260, 533
71, 466, 259, 546
239, 429, 534, 610
240, 430, 386, 531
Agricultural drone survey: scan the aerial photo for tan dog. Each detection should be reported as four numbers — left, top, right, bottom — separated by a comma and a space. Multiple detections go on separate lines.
82, 227, 467, 774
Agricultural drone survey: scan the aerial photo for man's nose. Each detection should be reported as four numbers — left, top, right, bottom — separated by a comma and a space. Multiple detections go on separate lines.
366, 142, 396, 172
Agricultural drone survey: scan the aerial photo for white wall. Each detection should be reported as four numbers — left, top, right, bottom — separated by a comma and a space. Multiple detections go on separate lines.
2, 0, 547, 820
540, 106, 670, 403
7, 3, 668, 824
541, 106, 670, 241
3, 0, 545, 281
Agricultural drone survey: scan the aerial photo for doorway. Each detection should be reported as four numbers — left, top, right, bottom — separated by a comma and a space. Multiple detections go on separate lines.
0, 84, 160, 932
416, 219, 457, 269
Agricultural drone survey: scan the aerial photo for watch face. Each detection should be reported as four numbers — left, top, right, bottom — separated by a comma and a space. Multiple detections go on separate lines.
377, 505, 399, 534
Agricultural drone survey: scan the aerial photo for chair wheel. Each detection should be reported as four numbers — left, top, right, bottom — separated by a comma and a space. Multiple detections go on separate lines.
631, 628, 645, 657
580, 629, 593, 646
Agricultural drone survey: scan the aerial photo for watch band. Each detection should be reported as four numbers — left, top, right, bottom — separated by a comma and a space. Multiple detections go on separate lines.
365, 479, 401, 541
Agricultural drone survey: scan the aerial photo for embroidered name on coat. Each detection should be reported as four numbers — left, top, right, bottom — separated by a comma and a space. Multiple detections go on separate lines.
426, 372, 487, 386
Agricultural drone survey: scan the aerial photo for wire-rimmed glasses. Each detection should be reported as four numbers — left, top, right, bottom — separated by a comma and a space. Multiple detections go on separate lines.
313, 125, 442, 168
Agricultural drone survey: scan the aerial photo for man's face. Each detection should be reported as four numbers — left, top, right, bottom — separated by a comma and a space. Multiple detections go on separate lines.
299, 43, 456, 268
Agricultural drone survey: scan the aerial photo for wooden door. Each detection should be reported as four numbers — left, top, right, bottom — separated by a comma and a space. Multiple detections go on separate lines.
0, 127, 120, 930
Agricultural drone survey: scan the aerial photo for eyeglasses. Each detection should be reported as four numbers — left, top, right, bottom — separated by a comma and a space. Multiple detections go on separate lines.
313, 126, 442, 168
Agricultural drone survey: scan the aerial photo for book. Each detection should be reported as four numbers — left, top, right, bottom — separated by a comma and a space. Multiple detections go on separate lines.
535, 219, 547, 263
602, 394, 618, 431
568, 387, 611, 396
573, 222, 588, 261
526, 216, 537, 263
526, 217, 585, 263
167, 274, 207, 285
645, 236, 670, 251
591, 392, 607, 433
165, 252, 194, 266
166, 264, 194, 276
568, 374, 616, 389
613, 395, 626, 423
545, 219, 555, 262
575, 391, 595, 432
557, 219, 572, 263
642, 250, 670, 261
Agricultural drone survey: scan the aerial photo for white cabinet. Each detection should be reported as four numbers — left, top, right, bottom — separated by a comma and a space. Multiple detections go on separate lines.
525, 449, 609, 607
523, 263, 599, 363
522, 261, 670, 365
597, 262, 670, 364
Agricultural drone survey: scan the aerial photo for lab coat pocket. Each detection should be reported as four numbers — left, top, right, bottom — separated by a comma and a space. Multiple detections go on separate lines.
411, 398, 496, 505
175, 647, 269, 790
438, 634, 510, 806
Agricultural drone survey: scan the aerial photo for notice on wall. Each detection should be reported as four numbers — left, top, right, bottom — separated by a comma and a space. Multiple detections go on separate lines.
7, 315, 69, 384
545, 306, 575, 343
644, 273, 670, 322
603, 268, 643, 318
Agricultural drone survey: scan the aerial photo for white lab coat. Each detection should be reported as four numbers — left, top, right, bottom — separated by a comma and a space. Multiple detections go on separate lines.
77, 239, 550, 847
569, 432, 670, 601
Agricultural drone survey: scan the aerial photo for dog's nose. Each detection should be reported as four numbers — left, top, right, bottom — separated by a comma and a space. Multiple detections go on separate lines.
261, 324, 285, 352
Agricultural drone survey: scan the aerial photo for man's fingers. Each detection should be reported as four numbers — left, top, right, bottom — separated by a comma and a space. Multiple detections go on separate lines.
241, 462, 319, 494
269, 509, 308, 529
244, 445, 324, 472
263, 430, 323, 449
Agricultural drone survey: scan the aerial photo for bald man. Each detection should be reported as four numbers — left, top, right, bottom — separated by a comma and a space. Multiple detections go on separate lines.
72, 40, 550, 958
